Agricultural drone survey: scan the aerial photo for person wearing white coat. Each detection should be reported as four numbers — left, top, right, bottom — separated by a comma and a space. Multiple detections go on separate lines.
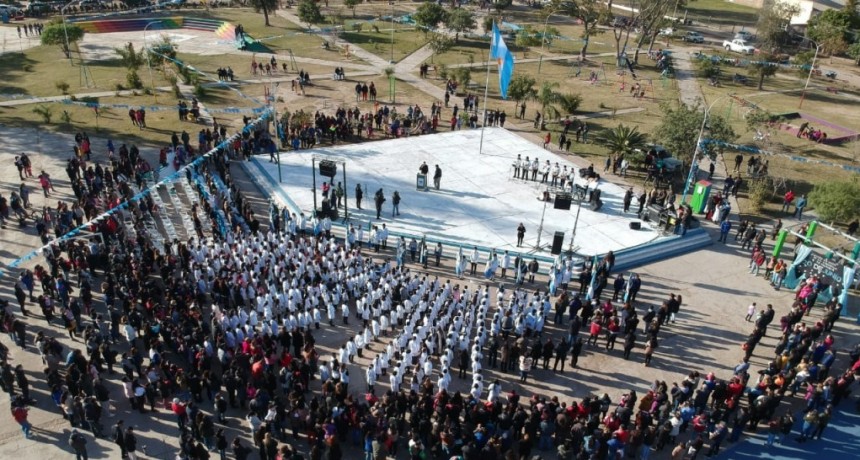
327, 303, 337, 326
341, 303, 350, 325
123, 323, 137, 347
366, 366, 377, 392
346, 339, 357, 363
456, 255, 467, 279
469, 247, 480, 276
501, 251, 511, 279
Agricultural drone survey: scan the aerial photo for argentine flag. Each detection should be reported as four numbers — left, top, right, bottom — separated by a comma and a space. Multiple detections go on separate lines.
491, 22, 515, 99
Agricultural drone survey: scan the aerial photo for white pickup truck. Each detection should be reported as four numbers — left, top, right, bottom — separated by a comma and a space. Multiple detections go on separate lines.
723, 39, 755, 54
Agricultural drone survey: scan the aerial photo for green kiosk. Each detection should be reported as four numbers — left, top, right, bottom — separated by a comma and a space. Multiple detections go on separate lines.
689, 180, 712, 214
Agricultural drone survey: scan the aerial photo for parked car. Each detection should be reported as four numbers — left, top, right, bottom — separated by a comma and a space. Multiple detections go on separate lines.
659, 27, 674, 36
734, 31, 754, 41
611, 16, 629, 28
682, 31, 704, 43
723, 39, 755, 54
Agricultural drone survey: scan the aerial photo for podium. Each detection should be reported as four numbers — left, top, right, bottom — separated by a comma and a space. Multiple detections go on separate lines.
416, 173, 428, 191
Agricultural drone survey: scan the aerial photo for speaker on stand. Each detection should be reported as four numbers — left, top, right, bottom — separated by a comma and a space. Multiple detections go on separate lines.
319, 160, 337, 178
554, 193, 572, 210
551, 231, 565, 255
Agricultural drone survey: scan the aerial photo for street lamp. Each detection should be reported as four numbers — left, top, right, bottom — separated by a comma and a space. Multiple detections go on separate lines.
681, 94, 731, 203
390, 3, 395, 64
60, 0, 77, 61
143, 20, 162, 103
798, 37, 820, 109
541, 6, 559, 51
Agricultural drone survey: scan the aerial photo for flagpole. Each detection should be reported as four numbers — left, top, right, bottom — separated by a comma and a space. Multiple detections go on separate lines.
478, 23, 494, 157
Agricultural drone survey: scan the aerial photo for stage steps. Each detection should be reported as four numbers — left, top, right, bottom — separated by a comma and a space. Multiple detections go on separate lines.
179, 174, 212, 234
610, 227, 713, 273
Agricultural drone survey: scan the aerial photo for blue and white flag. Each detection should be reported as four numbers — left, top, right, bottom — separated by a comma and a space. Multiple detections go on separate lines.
491, 22, 514, 99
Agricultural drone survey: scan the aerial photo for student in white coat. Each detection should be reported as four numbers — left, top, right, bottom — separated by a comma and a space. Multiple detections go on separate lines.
341, 303, 350, 325
501, 251, 511, 279
455, 255, 467, 279
327, 303, 337, 326
366, 365, 377, 392
469, 247, 480, 276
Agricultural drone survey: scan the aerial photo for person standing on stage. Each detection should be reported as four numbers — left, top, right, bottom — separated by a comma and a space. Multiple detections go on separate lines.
374, 189, 385, 219
355, 183, 363, 209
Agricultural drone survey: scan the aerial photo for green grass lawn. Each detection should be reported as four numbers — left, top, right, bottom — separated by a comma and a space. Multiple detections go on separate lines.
611, 0, 758, 29
0, 94, 195, 148
683, 0, 759, 29
340, 24, 426, 63
0, 44, 181, 97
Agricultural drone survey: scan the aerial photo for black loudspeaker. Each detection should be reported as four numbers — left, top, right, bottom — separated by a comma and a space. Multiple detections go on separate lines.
629, 221, 642, 230
591, 200, 603, 212
551, 231, 565, 255
319, 160, 337, 177
554, 193, 572, 210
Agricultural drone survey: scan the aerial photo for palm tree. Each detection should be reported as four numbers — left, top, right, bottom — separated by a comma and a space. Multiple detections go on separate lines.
599, 124, 648, 158
536, 82, 582, 121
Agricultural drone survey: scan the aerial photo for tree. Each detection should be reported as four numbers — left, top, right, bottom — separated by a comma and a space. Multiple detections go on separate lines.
251, 0, 278, 27
454, 67, 471, 88
653, 103, 737, 163
297, 0, 324, 30
445, 8, 476, 43
115, 42, 145, 71
748, 56, 779, 90
427, 33, 453, 63
536, 81, 581, 120
809, 180, 860, 223
848, 42, 860, 65
756, 0, 800, 54
493, 0, 513, 14
808, 9, 853, 56
115, 42, 146, 90
413, 2, 447, 34
515, 26, 543, 48
599, 124, 648, 157
41, 21, 85, 59
507, 75, 537, 110
695, 58, 721, 79
793, 50, 815, 77
343, 0, 360, 18
32, 106, 53, 124
555, 0, 609, 59
744, 108, 779, 133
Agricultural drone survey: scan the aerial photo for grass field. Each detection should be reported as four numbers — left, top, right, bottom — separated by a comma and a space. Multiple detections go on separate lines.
612, 0, 758, 29
0, 94, 197, 148
695, 70, 860, 222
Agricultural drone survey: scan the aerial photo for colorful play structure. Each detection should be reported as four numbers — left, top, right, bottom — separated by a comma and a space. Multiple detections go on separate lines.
72, 16, 271, 53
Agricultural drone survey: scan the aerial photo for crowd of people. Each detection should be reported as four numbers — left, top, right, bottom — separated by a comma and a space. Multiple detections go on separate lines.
0, 92, 857, 460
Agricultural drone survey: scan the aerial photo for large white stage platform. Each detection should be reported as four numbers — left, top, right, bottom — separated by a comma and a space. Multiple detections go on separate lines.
253, 128, 667, 256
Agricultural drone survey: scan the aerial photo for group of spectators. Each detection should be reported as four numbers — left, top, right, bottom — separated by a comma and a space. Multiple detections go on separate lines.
1, 96, 858, 460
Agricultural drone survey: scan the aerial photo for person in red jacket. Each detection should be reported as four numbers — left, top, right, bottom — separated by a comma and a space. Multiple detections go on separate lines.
587, 318, 602, 346
171, 398, 187, 432
11, 404, 33, 438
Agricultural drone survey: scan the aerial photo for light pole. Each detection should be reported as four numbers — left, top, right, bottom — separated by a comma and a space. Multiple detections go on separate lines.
60, 0, 77, 61
681, 94, 731, 203
798, 37, 820, 109
143, 20, 162, 103
390, 3, 395, 64
541, 6, 559, 51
